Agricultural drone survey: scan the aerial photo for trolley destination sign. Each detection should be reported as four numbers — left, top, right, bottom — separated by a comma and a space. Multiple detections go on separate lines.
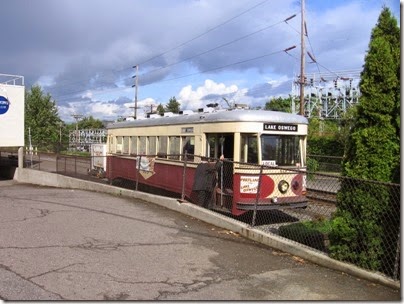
263, 123, 298, 132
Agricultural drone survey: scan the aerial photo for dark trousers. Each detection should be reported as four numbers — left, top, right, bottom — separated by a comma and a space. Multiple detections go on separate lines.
196, 190, 213, 208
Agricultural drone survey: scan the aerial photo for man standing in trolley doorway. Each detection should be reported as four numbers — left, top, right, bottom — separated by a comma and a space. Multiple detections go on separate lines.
192, 155, 225, 208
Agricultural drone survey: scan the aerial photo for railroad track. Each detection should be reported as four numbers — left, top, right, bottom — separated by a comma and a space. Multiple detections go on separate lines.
307, 188, 337, 204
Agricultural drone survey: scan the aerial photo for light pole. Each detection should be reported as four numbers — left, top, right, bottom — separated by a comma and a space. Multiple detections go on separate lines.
299, 0, 306, 116
132, 65, 139, 119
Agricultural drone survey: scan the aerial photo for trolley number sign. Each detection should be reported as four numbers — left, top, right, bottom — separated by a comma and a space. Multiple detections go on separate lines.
263, 123, 298, 132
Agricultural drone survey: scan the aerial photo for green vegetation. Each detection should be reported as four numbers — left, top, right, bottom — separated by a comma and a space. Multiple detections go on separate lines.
279, 219, 331, 252
25, 85, 62, 152
264, 96, 292, 113
328, 7, 400, 273
165, 96, 181, 113
24, 85, 105, 153
157, 103, 165, 115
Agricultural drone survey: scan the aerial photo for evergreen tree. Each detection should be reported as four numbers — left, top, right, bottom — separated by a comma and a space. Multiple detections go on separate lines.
329, 7, 400, 274
165, 96, 180, 113
343, 6, 400, 182
157, 103, 165, 115
25, 85, 62, 151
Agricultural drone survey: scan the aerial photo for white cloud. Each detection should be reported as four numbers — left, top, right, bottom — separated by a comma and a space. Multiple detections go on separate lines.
266, 75, 291, 88
178, 79, 238, 110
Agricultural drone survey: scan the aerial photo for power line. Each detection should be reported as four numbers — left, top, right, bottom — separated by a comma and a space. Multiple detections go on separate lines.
138, 14, 296, 78
137, 0, 270, 67
146, 48, 287, 84
54, 46, 293, 102
49, 0, 272, 102
53, 16, 296, 101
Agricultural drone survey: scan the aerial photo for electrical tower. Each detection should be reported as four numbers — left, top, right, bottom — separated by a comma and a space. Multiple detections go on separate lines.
291, 69, 361, 119
70, 114, 83, 150
68, 128, 107, 151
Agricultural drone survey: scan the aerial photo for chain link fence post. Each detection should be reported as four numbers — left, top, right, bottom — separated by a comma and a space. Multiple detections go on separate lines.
252, 165, 264, 227
135, 155, 141, 191
180, 152, 188, 202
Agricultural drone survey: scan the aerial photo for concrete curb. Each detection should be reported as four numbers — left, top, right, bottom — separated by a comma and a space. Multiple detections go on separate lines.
14, 168, 400, 290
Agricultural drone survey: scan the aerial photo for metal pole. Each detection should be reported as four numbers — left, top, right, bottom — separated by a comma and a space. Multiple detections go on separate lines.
220, 137, 225, 207
28, 127, 33, 168
132, 65, 139, 119
180, 152, 187, 201
393, 231, 400, 280
252, 165, 264, 227
136, 156, 141, 191
299, 0, 305, 115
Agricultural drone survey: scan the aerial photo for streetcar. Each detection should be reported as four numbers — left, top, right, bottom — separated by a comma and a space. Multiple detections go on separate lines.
106, 107, 308, 216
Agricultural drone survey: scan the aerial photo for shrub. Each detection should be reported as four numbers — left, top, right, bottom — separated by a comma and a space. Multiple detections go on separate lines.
279, 222, 328, 252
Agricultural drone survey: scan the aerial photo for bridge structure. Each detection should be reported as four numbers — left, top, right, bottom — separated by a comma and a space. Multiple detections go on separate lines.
291, 69, 362, 119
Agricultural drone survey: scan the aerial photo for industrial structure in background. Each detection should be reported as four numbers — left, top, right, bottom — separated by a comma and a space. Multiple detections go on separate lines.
69, 128, 106, 152
291, 69, 361, 119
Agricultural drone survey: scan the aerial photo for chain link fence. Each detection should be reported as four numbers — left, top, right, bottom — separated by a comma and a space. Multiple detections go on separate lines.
4, 150, 400, 281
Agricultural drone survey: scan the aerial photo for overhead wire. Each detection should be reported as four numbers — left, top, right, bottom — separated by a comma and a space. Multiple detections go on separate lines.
54, 45, 295, 102
139, 14, 296, 78
51, 0, 272, 101
136, 0, 270, 66
53, 11, 295, 102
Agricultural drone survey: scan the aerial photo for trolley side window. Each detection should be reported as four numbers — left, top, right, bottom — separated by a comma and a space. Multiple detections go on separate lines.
130, 136, 137, 155
158, 136, 168, 158
109, 136, 114, 153
149, 136, 157, 156
207, 135, 218, 159
240, 134, 258, 164
169, 136, 180, 160
182, 136, 195, 161
116, 136, 123, 154
139, 136, 146, 155
123, 136, 129, 154
261, 135, 301, 166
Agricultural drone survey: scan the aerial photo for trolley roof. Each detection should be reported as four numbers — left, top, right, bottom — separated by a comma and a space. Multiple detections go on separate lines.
107, 109, 308, 129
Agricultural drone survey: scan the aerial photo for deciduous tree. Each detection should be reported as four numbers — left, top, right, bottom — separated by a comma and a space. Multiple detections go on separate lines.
264, 96, 292, 113
25, 85, 62, 151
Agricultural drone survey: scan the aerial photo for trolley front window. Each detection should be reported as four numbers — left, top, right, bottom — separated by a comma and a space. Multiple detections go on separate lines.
261, 135, 302, 166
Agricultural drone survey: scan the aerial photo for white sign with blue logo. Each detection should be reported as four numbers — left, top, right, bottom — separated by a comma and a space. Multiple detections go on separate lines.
0, 84, 25, 147
0, 95, 10, 115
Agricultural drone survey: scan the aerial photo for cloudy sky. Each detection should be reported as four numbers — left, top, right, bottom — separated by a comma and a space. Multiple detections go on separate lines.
1, 0, 400, 122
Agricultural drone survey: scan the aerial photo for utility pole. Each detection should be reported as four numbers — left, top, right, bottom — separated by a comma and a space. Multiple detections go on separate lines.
299, 0, 306, 116
132, 65, 139, 119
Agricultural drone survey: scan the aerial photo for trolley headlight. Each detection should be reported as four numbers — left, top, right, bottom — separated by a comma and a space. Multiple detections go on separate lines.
278, 180, 289, 194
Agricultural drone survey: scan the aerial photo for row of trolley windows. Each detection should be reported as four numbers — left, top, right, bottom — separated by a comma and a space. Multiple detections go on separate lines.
110, 133, 302, 166
111, 136, 195, 160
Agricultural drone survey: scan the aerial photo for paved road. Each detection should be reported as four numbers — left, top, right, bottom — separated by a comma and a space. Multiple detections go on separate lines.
0, 180, 400, 301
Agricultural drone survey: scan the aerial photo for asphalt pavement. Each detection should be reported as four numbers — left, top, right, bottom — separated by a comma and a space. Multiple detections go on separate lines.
0, 180, 400, 301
